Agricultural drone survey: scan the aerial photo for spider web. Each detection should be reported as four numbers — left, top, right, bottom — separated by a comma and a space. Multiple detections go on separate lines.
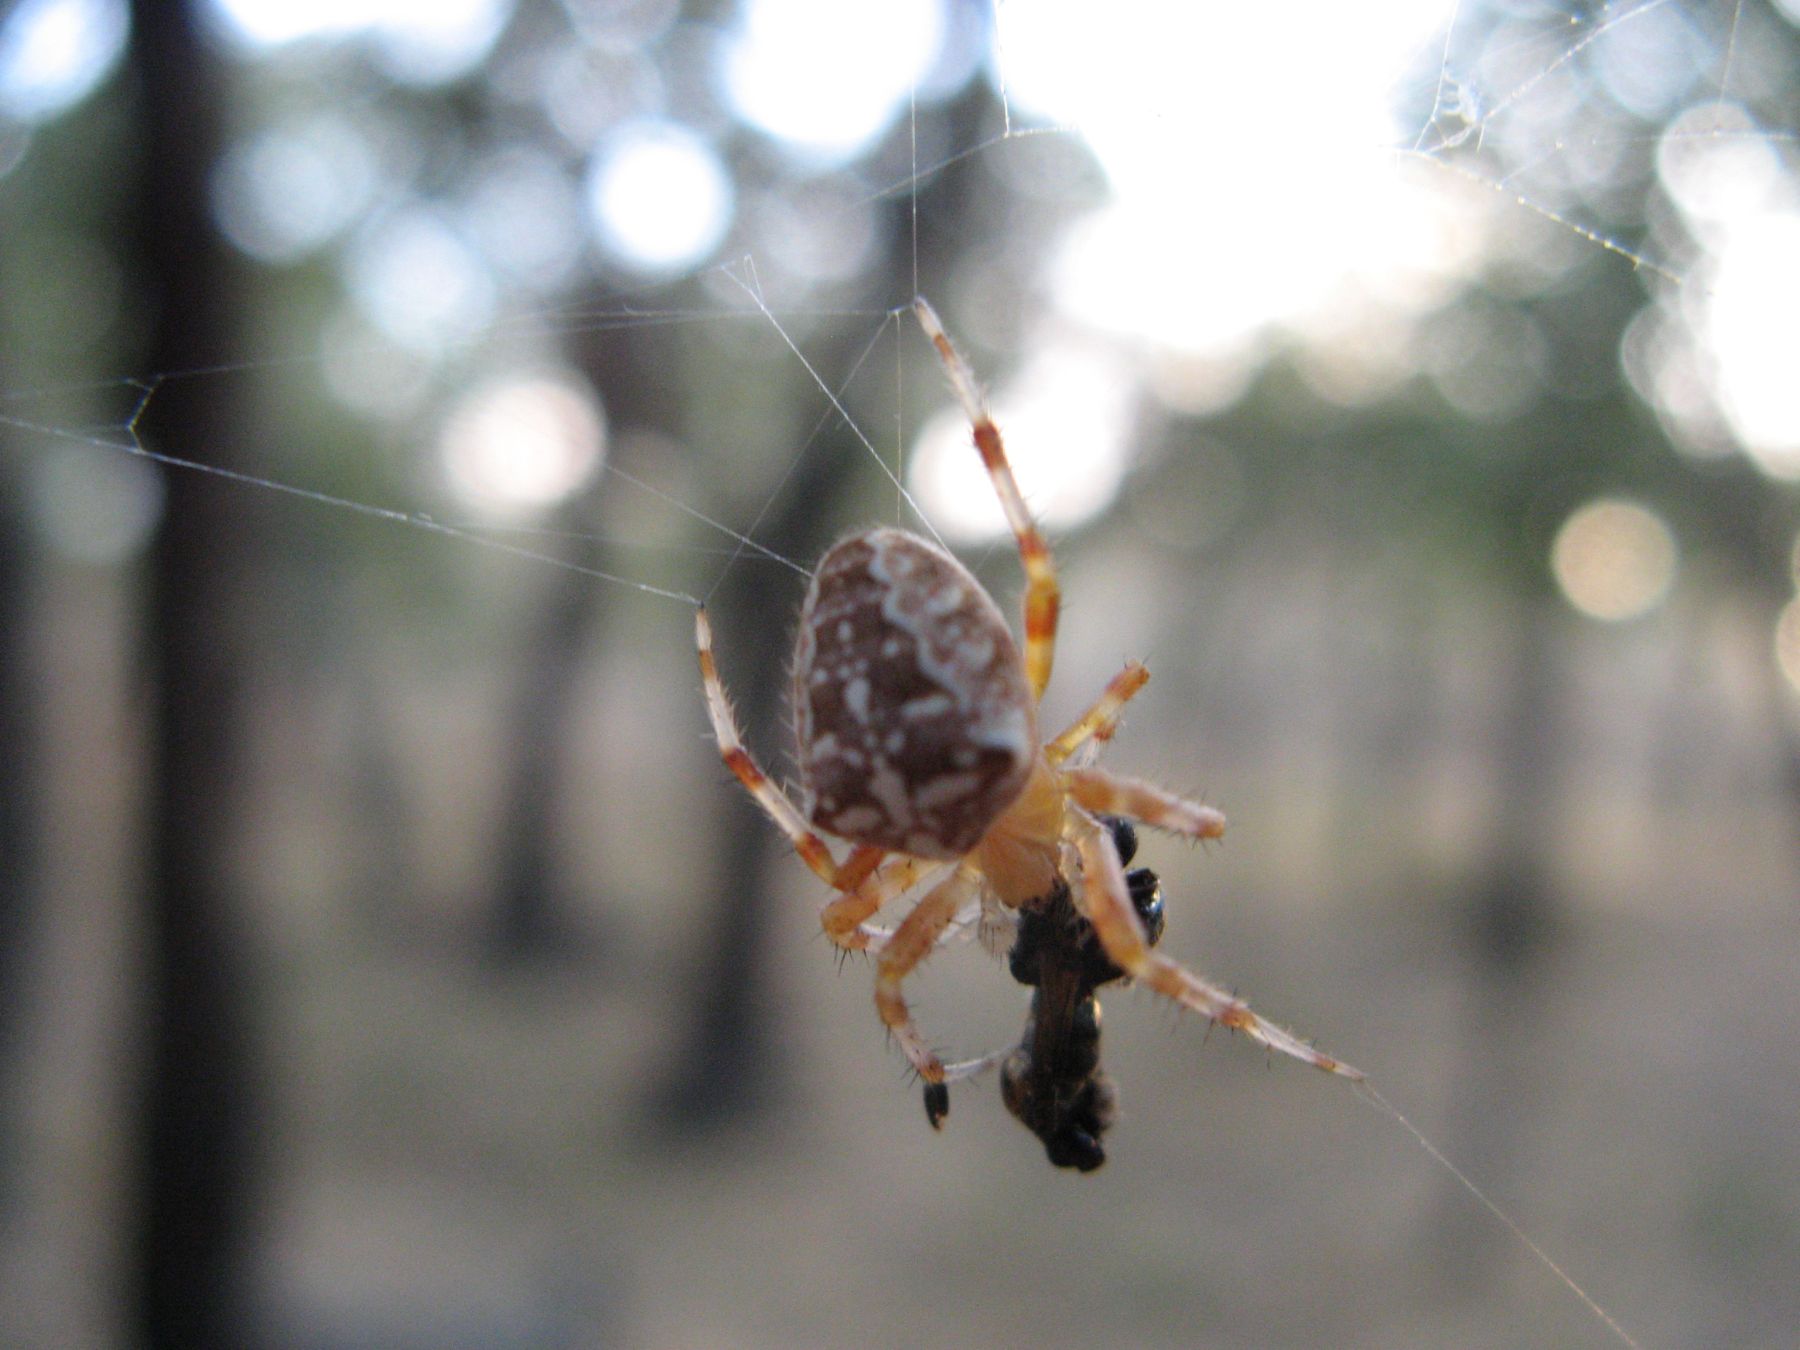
2, 3, 1797, 1348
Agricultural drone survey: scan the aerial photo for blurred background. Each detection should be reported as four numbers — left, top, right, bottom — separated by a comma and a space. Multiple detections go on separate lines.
3, 1, 1799, 1346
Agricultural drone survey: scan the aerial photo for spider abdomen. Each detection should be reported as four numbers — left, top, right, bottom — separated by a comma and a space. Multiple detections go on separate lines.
793, 527, 1037, 859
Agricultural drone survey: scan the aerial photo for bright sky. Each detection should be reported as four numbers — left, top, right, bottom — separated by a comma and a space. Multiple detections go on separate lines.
912, 0, 1472, 541
1000, 0, 1464, 356
1641, 100, 1800, 477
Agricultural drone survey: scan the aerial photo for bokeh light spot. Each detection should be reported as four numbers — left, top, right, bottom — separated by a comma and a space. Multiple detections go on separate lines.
910, 337, 1136, 543
585, 120, 732, 274
1776, 598, 1800, 697
1552, 498, 1677, 622
344, 208, 497, 355
1704, 209, 1800, 475
0, 0, 127, 123
208, 0, 510, 84
1644, 103, 1800, 475
439, 373, 606, 515
723, 0, 944, 167
211, 112, 377, 263
27, 443, 164, 565
461, 147, 583, 293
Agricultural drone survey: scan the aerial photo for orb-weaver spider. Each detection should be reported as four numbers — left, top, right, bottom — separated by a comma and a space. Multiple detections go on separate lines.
695, 298, 1359, 1161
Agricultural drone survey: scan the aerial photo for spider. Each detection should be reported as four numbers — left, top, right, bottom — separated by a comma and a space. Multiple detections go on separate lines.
695, 297, 1360, 1154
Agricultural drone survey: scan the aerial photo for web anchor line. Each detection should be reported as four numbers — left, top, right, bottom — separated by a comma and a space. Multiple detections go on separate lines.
1353, 1081, 1643, 1350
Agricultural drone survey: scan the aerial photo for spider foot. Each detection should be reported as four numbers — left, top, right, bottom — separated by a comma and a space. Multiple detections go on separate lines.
923, 1082, 950, 1129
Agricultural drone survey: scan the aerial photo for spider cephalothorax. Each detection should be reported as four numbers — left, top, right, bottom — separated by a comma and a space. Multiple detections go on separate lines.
697, 298, 1359, 1165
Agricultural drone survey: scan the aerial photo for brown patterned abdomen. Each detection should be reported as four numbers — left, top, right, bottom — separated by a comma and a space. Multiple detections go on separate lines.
793, 528, 1036, 859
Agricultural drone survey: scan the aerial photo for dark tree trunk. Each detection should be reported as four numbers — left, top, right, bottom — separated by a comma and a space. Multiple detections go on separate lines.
485, 493, 609, 961
0, 459, 38, 1201
648, 419, 870, 1132
1467, 605, 1564, 974
484, 312, 685, 962
126, 3, 260, 1345
645, 549, 797, 1130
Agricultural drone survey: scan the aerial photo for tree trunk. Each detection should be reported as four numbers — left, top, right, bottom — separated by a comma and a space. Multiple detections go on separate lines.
485, 490, 610, 961
648, 415, 871, 1132
484, 310, 683, 961
126, 3, 260, 1344
0, 458, 37, 1193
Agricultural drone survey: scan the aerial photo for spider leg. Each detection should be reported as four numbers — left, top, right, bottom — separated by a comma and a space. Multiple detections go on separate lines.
1047, 662, 1150, 763
697, 607, 885, 906
864, 897, 985, 967
1066, 765, 1227, 841
939, 1046, 1011, 1084
1072, 818, 1362, 1079
821, 855, 943, 951
874, 866, 981, 1084
915, 298, 1060, 701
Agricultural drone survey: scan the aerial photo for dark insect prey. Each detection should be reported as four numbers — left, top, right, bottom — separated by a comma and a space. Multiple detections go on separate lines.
924, 817, 1164, 1172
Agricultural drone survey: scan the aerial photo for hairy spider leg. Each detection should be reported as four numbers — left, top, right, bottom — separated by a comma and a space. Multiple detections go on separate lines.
1047, 661, 1151, 764
914, 297, 1061, 702
696, 607, 886, 905
874, 865, 982, 1083
1065, 766, 1227, 842
820, 854, 944, 951
1072, 819, 1363, 1079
